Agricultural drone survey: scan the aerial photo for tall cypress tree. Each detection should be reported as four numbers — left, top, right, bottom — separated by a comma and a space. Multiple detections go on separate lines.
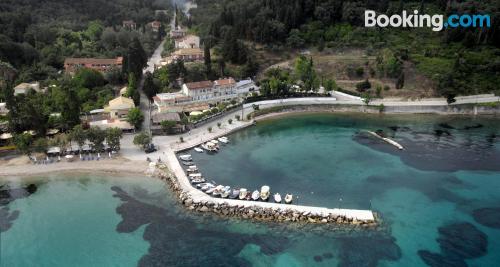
126, 37, 147, 78
204, 44, 212, 77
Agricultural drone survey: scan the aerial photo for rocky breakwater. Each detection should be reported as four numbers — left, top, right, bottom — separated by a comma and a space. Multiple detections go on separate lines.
155, 164, 377, 227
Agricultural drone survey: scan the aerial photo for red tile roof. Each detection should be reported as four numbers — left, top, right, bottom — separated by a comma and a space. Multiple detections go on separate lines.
215, 78, 236, 86
64, 57, 123, 65
185, 81, 213, 90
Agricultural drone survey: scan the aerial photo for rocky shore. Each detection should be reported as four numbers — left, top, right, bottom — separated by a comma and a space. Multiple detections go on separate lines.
153, 163, 378, 227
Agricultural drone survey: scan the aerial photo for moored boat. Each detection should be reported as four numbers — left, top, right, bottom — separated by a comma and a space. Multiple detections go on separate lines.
284, 194, 293, 204
194, 147, 204, 153
245, 192, 252, 200
206, 186, 217, 194
260, 185, 270, 201
218, 137, 229, 144
212, 185, 225, 197
179, 154, 192, 161
251, 190, 260, 201
274, 193, 282, 203
182, 161, 194, 166
187, 165, 198, 172
191, 178, 206, 184
239, 188, 247, 200
221, 186, 231, 198
201, 141, 218, 152
189, 173, 202, 178
230, 189, 240, 199
201, 183, 214, 192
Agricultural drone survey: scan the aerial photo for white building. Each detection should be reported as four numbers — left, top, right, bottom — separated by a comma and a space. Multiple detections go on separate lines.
153, 78, 258, 111
235, 79, 259, 96
175, 35, 200, 49
181, 80, 214, 101
153, 92, 192, 112
14, 82, 42, 95
0, 102, 8, 115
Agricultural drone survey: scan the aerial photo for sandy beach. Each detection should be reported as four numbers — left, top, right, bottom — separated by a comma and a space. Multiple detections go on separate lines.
0, 156, 149, 177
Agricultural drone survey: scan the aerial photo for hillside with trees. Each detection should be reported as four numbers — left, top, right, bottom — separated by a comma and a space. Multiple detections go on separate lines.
189, 0, 500, 99
0, 0, 172, 96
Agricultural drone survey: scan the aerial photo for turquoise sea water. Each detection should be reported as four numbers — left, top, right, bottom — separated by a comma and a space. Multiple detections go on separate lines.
2, 113, 500, 266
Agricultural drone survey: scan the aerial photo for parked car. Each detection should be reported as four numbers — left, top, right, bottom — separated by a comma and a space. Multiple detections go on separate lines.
144, 143, 157, 154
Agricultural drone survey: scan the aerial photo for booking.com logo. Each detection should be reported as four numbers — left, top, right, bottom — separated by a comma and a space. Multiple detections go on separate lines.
365, 10, 491, 32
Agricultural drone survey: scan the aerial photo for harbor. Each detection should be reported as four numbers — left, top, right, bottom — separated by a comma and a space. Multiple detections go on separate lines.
156, 129, 377, 225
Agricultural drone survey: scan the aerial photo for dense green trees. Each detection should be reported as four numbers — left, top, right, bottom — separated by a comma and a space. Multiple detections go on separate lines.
133, 132, 152, 149
127, 107, 144, 130
191, 0, 499, 97
143, 71, 159, 101
105, 128, 122, 151
124, 37, 148, 78
160, 120, 176, 134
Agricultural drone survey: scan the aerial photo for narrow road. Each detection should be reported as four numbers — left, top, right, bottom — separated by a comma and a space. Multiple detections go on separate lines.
139, 8, 176, 132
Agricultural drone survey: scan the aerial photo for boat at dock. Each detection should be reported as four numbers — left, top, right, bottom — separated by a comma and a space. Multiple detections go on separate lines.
200, 183, 215, 192
206, 186, 217, 194
182, 161, 194, 166
179, 154, 192, 161
230, 189, 240, 199
245, 192, 252, 200
260, 186, 270, 201
274, 193, 282, 203
201, 141, 218, 152
239, 188, 247, 200
211, 139, 219, 145
194, 147, 204, 153
212, 185, 225, 197
284, 194, 293, 204
191, 178, 206, 184
251, 190, 260, 201
187, 166, 198, 172
218, 137, 229, 144
221, 187, 231, 198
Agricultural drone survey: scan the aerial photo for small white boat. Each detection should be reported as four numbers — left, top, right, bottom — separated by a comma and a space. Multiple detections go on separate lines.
251, 190, 260, 201
230, 189, 240, 199
218, 137, 229, 144
211, 139, 219, 144
206, 186, 217, 194
221, 187, 231, 198
274, 193, 282, 203
260, 186, 270, 201
187, 166, 198, 172
179, 154, 192, 161
194, 147, 204, 153
239, 188, 247, 200
189, 173, 202, 178
191, 178, 205, 184
201, 142, 218, 152
212, 185, 225, 197
201, 183, 214, 191
284, 194, 293, 204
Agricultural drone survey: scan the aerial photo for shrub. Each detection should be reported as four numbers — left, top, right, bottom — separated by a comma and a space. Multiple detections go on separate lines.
355, 67, 364, 77
356, 79, 371, 92
235, 115, 241, 121
217, 122, 221, 128
179, 137, 184, 143
208, 127, 212, 133
228, 119, 233, 124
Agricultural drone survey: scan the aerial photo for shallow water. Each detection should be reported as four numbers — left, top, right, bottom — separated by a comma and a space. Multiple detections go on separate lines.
2, 113, 500, 266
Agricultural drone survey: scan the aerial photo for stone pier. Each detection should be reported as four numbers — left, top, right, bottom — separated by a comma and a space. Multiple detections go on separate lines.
156, 144, 376, 225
